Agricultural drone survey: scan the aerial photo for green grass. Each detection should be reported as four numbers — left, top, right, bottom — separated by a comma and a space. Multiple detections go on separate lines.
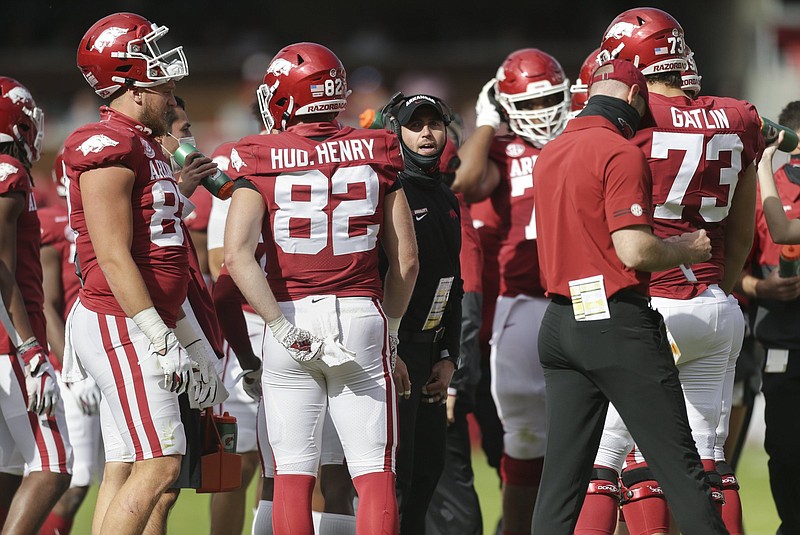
73, 442, 778, 534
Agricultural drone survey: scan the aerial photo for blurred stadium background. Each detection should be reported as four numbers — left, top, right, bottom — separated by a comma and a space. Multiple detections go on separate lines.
5, 0, 798, 532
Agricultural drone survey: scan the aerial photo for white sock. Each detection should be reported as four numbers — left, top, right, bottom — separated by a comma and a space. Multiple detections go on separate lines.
312, 510, 323, 533
316, 512, 356, 535
252, 500, 274, 535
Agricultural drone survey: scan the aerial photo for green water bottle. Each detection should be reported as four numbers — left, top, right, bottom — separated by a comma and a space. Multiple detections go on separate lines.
761, 117, 799, 153
173, 143, 234, 200
779, 245, 800, 278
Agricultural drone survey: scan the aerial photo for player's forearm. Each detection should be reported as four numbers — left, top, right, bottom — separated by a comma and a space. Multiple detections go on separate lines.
451, 126, 495, 199
97, 254, 155, 318
43, 306, 65, 364
0, 263, 34, 342
208, 248, 224, 282
226, 252, 282, 324
722, 241, 752, 295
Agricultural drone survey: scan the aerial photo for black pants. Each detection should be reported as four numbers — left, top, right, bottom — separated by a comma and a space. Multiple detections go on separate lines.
396, 339, 447, 535
424, 401, 482, 535
762, 351, 800, 534
532, 297, 727, 535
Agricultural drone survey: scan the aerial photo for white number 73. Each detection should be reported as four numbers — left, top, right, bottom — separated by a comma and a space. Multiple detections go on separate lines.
652, 131, 743, 223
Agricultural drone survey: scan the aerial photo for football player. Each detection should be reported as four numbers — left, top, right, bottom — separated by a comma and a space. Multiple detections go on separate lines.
451, 48, 570, 535
576, 8, 761, 535
63, 13, 199, 534
569, 48, 602, 118
38, 150, 100, 535
0, 77, 72, 535
224, 42, 418, 534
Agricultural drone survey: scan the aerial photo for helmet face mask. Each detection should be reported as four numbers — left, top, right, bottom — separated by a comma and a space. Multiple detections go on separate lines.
599, 7, 688, 76
257, 42, 348, 132
569, 47, 602, 118
681, 46, 701, 98
77, 13, 188, 99
494, 48, 570, 148
0, 77, 44, 164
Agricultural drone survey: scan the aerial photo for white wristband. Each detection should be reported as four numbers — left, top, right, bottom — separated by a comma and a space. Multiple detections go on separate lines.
267, 314, 291, 339
387, 316, 402, 336
132, 307, 170, 347
173, 315, 201, 348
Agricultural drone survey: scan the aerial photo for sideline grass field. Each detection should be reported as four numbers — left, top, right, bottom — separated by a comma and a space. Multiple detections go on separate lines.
73, 440, 779, 534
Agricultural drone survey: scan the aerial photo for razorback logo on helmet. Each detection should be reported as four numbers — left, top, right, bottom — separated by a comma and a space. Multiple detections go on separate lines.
92, 27, 129, 53
230, 148, 246, 171
0, 162, 18, 181
605, 21, 638, 40
5, 86, 33, 105
268, 58, 294, 77
77, 134, 119, 156
140, 137, 155, 158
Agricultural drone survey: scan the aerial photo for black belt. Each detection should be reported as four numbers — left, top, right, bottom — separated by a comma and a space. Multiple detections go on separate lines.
550, 289, 649, 306
399, 326, 445, 344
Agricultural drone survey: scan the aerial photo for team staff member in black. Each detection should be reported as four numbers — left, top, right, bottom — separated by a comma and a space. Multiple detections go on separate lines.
531, 60, 727, 535
379, 93, 462, 535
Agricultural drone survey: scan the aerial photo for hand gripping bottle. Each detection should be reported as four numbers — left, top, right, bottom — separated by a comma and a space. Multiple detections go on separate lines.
779, 244, 800, 277
761, 117, 800, 153
172, 143, 234, 199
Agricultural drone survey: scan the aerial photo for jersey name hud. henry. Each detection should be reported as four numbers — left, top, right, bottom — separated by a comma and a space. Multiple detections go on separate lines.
270, 138, 377, 169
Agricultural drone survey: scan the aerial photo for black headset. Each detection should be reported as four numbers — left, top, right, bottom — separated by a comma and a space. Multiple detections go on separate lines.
379, 92, 454, 136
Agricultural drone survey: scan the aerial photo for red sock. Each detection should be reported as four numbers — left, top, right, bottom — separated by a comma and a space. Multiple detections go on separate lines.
273, 474, 315, 534
40, 511, 74, 535
716, 461, 743, 535
500, 454, 544, 487
352, 471, 398, 535
575, 466, 619, 535
576, 493, 618, 534
620, 462, 668, 535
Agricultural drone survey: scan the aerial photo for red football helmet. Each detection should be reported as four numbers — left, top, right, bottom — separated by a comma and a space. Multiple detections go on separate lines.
599, 7, 687, 76
569, 47, 602, 117
0, 77, 44, 164
257, 42, 348, 132
77, 12, 188, 99
494, 48, 570, 147
681, 45, 701, 98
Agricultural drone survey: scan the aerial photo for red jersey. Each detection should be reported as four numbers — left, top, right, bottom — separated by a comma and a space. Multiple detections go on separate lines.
635, 93, 764, 299
0, 155, 46, 354
490, 135, 546, 297
184, 223, 224, 357
469, 181, 509, 353
63, 107, 189, 327
184, 185, 212, 232
39, 202, 80, 318
754, 163, 800, 266
535, 116, 654, 298
458, 194, 482, 295
226, 122, 403, 301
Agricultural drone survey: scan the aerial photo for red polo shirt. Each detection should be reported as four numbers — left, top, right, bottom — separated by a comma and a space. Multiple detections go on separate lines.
534, 115, 654, 299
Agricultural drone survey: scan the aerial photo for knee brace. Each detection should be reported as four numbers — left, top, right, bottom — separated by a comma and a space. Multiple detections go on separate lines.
620, 466, 665, 505
500, 454, 543, 487
716, 461, 743, 535
619, 465, 669, 535
587, 467, 621, 501
702, 459, 725, 505
575, 467, 621, 535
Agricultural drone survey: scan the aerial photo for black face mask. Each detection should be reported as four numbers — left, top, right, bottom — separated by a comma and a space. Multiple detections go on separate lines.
786, 155, 800, 186
578, 95, 642, 139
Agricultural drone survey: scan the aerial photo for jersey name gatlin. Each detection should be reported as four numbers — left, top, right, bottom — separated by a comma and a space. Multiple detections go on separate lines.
270, 138, 376, 170
669, 107, 730, 130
